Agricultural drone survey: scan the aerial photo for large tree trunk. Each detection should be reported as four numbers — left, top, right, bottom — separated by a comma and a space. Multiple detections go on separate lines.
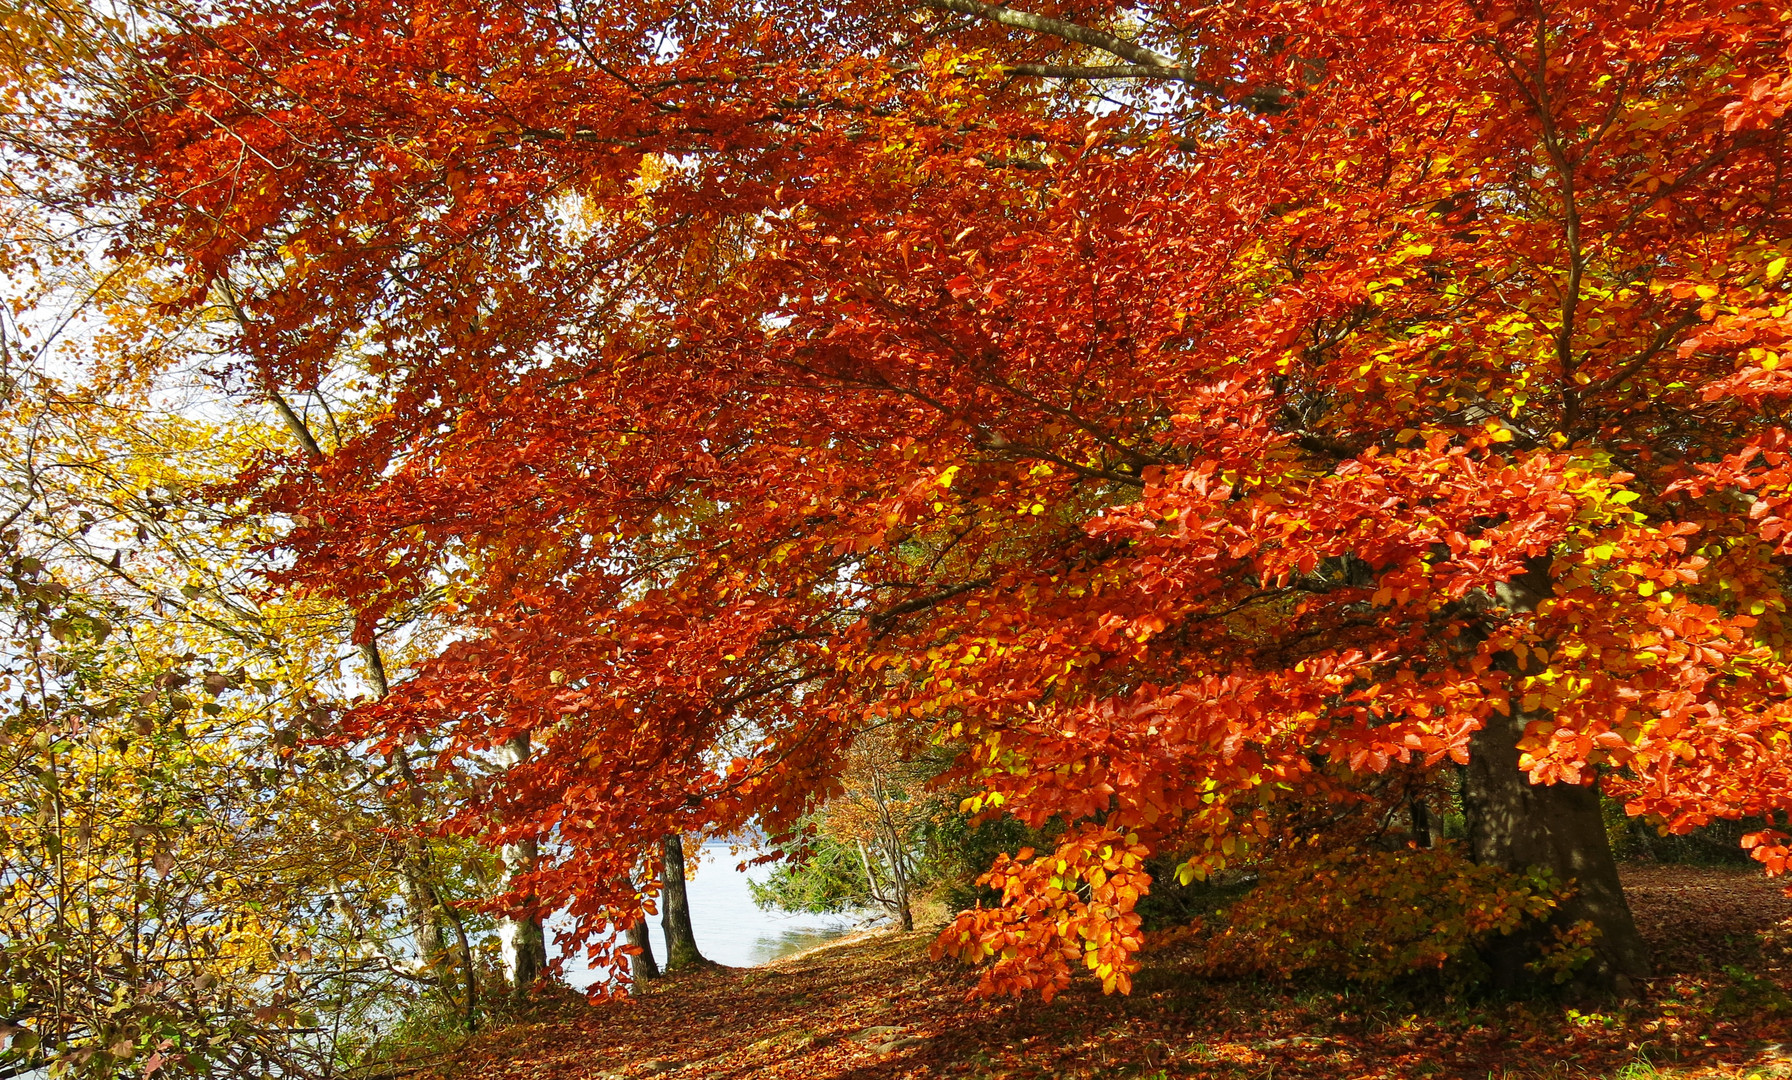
660, 833, 709, 971
497, 833, 546, 1001
498, 735, 548, 1002
1463, 708, 1650, 995
1459, 563, 1651, 996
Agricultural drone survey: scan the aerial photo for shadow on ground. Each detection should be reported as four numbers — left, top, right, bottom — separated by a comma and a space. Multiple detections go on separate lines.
428, 866, 1792, 1080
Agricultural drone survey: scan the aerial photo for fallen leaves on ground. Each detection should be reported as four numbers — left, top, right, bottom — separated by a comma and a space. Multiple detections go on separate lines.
427, 868, 1792, 1080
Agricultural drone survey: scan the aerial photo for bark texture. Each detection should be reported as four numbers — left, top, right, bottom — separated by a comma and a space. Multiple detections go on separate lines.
660, 833, 709, 971
1463, 709, 1650, 995
625, 916, 660, 993
1457, 562, 1652, 996
498, 734, 548, 1001
400, 837, 444, 970
497, 850, 546, 1000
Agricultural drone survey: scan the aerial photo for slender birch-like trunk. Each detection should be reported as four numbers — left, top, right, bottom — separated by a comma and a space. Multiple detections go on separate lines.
498, 733, 547, 1001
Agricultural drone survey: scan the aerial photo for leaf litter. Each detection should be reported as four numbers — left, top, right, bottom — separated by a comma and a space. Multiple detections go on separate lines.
427, 868, 1792, 1080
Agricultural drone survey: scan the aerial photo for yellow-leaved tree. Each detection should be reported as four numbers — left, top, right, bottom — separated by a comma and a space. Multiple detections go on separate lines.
0, 12, 507, 1072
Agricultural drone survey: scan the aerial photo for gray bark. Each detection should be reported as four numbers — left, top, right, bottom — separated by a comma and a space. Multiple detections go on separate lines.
854, 835, 915, 931
498, 734, 548, 1001
880, 823, 915, 931
400, 837, 445, 972
1464, 706, 1650, 995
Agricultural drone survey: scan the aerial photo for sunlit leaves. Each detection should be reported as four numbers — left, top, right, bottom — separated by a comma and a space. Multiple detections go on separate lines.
76, 0, 1792, 1000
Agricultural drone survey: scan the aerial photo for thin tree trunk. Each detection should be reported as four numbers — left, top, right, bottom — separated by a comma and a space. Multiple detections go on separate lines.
881, 820, 914, 931
854, 837, 896, 918
625, 915, 660, 993
400, 837, 445, 973
437, 882, 478, 1031
362, 640, 452, 993
1459, 560, 1651, 997
660, 833, 709, 970
498, 734, 548, 1001
1409, 791, 1434, 848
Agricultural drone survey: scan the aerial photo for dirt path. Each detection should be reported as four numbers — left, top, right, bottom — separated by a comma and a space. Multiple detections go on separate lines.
433, 868, 1792, 1080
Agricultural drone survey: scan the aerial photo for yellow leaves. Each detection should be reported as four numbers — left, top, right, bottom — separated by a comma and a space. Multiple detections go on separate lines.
1364, 276, 1405, 302
1768, 256, 1788, 284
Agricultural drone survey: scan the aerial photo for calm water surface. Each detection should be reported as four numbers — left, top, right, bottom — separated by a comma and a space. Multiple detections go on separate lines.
553, 842, 859, 988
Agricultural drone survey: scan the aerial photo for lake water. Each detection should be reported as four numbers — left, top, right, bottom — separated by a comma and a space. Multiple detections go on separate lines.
553, 842, 861, 988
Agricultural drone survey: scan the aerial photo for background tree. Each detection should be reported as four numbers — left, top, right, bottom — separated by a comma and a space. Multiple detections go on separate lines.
0, 24, 512, 1071
754, 729, 953, 930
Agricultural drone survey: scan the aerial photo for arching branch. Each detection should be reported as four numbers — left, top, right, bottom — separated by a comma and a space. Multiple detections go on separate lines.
920, 0, 1225, 94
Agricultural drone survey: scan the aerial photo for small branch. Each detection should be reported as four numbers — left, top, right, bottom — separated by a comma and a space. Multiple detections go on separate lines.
918, 0, 1275, 102
1003, 63, 1212, 84
1579, 308, 1703, 402
869, 578, 992, 629
217, 278, 326, 464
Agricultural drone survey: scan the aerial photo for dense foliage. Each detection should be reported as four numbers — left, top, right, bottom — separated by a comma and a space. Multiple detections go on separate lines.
0, 9, 1789, 1078
0, 9, 511, 1074
1196, 843, 1572, 986
57, 0, 1792, 1004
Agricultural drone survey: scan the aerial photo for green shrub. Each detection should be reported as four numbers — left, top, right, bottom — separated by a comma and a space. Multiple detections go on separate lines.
1197, 841, 1569, 985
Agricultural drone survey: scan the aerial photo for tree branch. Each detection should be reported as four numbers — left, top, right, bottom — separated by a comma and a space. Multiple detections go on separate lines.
1003, 62, 1204, 82
920, 0, 1230, 95
869, 577, 992, 630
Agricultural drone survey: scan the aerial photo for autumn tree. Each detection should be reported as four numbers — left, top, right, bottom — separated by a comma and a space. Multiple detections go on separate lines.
76, 0, 1792, 1000
756, 728, 951, 930
0, 26, 505, 1069
0, 355, 492, 1075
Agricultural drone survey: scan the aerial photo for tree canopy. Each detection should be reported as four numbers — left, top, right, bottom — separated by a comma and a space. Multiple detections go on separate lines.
49, 0, 1792, 1003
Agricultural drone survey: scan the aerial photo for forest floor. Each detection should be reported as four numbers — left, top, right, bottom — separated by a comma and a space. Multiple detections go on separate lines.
428, 866, 1792, 1080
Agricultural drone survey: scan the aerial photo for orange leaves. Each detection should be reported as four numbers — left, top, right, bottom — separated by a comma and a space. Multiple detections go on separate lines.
1744, 831, 1792, 890
1722, 63, 1792, 134
87, 0, 1792, 1000
933, 825, 1150, 1001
